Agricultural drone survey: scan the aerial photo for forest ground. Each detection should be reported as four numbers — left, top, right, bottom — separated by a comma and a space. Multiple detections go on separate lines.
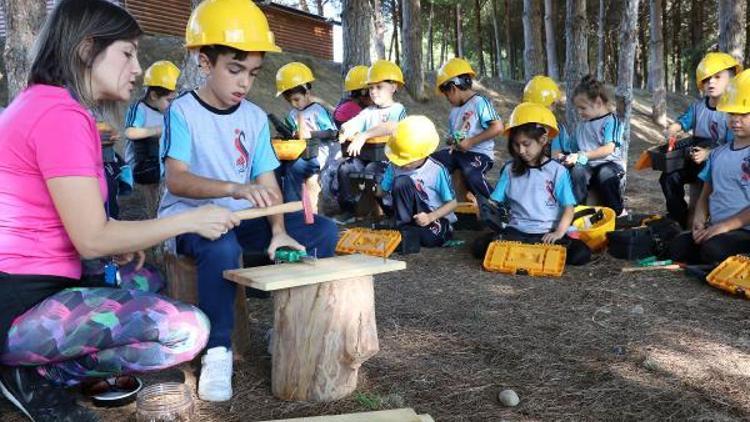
2, 46, 749, 421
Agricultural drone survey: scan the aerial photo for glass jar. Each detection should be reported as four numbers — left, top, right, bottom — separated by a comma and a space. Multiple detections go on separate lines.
135, 382, 194, 422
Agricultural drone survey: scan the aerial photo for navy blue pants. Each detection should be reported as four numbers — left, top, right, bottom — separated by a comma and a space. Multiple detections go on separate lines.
176, 212, 337, 349
391, 175, 452, 247
431, 149, 494, 198
659, 162, 703, 228
275, 157, 320, 202
337, 157, 387, 213
472, 226, 591, 265
669, 229, 750, 265
568, 162, 625, 215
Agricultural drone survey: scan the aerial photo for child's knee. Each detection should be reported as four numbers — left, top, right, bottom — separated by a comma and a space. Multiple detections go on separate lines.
699, 237, 733, 265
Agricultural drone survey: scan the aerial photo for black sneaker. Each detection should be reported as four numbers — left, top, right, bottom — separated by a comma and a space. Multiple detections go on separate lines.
0, 365, 100, 422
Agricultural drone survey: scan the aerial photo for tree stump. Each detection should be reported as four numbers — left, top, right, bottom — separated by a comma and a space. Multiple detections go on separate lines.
223, 254, 406, 402
164, 253, 251, 359
271, 276, 378, 401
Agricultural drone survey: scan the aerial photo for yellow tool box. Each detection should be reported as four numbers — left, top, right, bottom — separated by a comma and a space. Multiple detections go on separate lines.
483, 240, 566, 277
572, 205, 616, 252
272, 139, 307, 160
335, 227, 402, 258
707, 255, 750, 299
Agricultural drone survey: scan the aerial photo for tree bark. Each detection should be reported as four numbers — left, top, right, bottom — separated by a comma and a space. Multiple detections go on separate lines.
616, 0, 640, 177
427, 0, 434, 70
474, 0, 486, 76
504, 0, 514, 79
543, 0, 559, 80
492, 0, 504, 79
393, 0, 401, 65
596, 0, 605, 80
315, 0, 325, 15
673, 0, 681, 93
178, 0, 207, 91
271, 276, 379, 401
649, 0, 667, 128
637, 1, 647, 90
342, 0, 374, 75
4, 0, 46, 100
455, 3, 464, 57
439, 7, 448, 68
522, 0, 545, 81
401, 0, 426, 100
372, 0, 386, 60
298, 0, 310, 12
718, 0, 747, 64
564, 0, 589, 131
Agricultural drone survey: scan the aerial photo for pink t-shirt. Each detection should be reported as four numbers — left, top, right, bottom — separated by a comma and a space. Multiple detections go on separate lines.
0, 85, 107, 279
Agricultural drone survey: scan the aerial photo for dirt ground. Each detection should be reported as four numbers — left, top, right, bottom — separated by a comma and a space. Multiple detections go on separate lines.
3, 47, 749, 421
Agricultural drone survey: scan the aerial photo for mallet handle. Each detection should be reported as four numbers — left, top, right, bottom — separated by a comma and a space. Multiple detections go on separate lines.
233, 201, 303, 221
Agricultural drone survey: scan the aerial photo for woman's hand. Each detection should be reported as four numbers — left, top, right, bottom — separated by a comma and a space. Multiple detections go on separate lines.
188, 205, 240, 241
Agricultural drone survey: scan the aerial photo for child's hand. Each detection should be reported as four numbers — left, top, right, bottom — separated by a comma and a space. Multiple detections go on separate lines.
267, 232, 305, 260
691, 214, 707, 234
693, 221, 730, 244
689, 146, 709, 164
230, 183, 279, 208
413, 212, 433, 227
347, 133, 367, 156
456, 138, 472, 151
564, 153, 578, 167
541, 231, 564, 244
113, 250, 146, 271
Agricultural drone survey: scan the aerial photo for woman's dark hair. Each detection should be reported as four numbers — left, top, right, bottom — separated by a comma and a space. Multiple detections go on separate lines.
508, 123, 550, 176
282, 83, 311, 100
572, 74, 612, 105
439, 74, 473, 93
146, 86, 173, 99
29, 0, 142, 116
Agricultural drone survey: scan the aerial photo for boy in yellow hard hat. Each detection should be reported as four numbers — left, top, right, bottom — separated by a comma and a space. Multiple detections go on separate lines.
433, 57, 504, 199
274, 62, 337, 203
123, 60, 180, 216
378, 115, 457, 247
333, 65, 372, 128
158, 0, 337, 402
336, 59, 407, 223
669, 69, 750, 264
660, 52, 741, 228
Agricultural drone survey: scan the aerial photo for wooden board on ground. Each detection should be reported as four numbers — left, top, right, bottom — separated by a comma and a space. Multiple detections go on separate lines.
258, 408, 434, 422
223, 254, 406, 291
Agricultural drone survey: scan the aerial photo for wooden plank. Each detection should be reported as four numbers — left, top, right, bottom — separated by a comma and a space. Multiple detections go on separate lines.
224, 254, 406, 291
258, 408, 431, 422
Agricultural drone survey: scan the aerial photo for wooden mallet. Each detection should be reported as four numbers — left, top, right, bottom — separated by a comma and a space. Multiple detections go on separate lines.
232, 183, 314, 224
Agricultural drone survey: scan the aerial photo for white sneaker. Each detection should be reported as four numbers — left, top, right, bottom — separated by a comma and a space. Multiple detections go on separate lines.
198, 346, 233, 402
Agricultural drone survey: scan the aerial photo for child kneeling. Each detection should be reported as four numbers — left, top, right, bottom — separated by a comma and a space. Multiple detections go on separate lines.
378, 116, 457, 247
474, 103, 591, 265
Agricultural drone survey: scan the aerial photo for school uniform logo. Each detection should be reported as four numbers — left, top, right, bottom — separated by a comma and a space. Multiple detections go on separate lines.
709, 121, 720, 142
545, 179, 556, 207
742, 155, 750, 182
460, 110, 475, 133
233, 128, 248, 175
414, 178, 430, 203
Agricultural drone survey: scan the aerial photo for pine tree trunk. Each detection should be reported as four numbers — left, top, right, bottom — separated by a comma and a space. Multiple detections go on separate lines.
564, 0, 589, 131
689, 0, 702, 94
522, 0, 545, 81
439, 8, 448, 68
596, 0, 605, 80
427, 0, 434, 71
315, 0, 324, 15
616, 0, 640, 179
393, 0, 401, 65
673, 0, 681, 93
372, 0, 386, 60
4, 0, 46, 100
401, 0, 426, 100
342, 0, 374, 76
504, 0, 514, 79
178, 0, 207, 91
492, 0, 504, 79
455, 3, 464, 57
475, 0, 486, 76
543, 0, 559, 80
637, 1, 647, 90
299, 0, 310, 12
649, 0, 667, 128
719, 0, 747, 64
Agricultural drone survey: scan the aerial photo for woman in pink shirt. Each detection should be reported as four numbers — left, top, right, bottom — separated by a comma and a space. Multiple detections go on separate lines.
0, 1, 238, 420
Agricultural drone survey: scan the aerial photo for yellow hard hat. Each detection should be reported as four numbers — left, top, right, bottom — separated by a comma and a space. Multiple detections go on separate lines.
385, 116, 440, 166
185, 0, 281, 53
344, 65, 369, 92
696, 52, 742, 90
435, 57, 476, 92
503, 102, 559, 138
367, 60, 404, 86
718, 69, 750, 114
143, 60, 181, 91
275, 62, 315, 97
522, 75, 562, 107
